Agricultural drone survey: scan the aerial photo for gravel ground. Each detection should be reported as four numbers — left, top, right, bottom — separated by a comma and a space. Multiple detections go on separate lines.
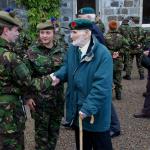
25, 60, 150, 150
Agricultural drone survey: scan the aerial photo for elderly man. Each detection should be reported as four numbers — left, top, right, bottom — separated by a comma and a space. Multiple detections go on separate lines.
52, 18, 113, 150
77, 6, 121, 138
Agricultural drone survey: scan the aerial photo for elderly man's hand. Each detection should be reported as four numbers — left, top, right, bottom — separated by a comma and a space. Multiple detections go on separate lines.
79, 111, 87, 120
50, 73, 60, 86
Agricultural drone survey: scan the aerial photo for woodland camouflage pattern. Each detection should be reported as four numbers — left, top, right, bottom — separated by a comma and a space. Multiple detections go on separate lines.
25, 40, 65, 150
0, 37, 52, 150
105, 29, 129, 99
118, 23, 132, 73
127, 26, 146, 78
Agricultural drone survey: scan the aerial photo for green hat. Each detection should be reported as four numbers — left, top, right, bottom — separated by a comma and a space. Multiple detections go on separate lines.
69, 18, 93, 30
78, 7, 95, 15
37, 19, 54, 30
0, 10, 22, 27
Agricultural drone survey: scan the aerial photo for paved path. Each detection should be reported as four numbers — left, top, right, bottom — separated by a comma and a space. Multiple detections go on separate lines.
25, 60, 150, 150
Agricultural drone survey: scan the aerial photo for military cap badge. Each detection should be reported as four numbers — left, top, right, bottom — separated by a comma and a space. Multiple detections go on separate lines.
71, 21, 77, 29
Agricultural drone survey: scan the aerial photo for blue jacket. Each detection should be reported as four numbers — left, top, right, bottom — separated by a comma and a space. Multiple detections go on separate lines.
92, 23, 105, 45
55, 36, 113, 132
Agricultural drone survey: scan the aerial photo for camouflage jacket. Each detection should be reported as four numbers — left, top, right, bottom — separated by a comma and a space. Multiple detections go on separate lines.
24, 41, 65, 101
118, 24, 132, 40
13, 31, 32, 58
0, 37, 53, 134
105, 30, 129, 56
105, 30, 129, 70
129, 26, 146, 54
95, 16, 105, 33
0, 37, 52, 97
55, 32, 68, 51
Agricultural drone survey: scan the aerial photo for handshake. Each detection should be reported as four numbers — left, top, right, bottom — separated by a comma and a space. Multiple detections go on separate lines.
50, 73, 60, 86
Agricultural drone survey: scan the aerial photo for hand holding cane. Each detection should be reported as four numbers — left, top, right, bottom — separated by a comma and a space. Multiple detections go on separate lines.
79, 114, 94, 150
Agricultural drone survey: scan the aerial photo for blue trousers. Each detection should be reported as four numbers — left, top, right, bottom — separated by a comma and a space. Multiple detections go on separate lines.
110, 103, 120, 132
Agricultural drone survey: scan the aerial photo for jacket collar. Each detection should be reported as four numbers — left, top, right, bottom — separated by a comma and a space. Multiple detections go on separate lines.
80, 35, 98, 62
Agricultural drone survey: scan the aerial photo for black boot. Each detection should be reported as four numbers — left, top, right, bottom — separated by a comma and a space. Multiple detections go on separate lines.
123, 75, 131, 80
140, 74, 144, 80
116, 92, 121, 100
142, 92, 147, 97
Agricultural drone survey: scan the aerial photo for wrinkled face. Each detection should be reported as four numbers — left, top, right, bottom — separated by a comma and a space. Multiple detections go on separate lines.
70, 30, 83, 42
70, 30, 91, 47
39, 29, 54, 44
5, 26, 20, 42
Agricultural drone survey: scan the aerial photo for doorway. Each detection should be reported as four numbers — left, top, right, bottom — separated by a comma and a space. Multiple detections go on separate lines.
77, 0, 96, 12
143, 0, 150, 24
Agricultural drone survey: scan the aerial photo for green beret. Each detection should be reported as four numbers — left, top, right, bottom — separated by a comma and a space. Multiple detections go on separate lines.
78, 7, 95, 15
37, 20, 54, 30
69, 18, 93, 30
0, 10, 22, 27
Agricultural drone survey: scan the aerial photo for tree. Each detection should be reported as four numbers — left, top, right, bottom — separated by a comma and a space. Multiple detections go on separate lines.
16, 0, 60, 38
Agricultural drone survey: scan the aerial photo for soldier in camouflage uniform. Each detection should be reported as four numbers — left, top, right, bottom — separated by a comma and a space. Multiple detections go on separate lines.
50, 17, 68, 51
95, 12, 105, 33
14, 30, 32, 58
125, 18, 146, 80
25, 19, 65, 150
118, 18, 132, 79
0, 11, 53, 150
105, 20, 129, 100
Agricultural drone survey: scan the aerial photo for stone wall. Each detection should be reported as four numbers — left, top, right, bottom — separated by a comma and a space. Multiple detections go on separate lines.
60, 0, 142, 32
100, 0, 141, 31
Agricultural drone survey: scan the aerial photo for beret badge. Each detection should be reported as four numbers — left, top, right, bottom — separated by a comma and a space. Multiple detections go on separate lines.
71, 21, 77, 29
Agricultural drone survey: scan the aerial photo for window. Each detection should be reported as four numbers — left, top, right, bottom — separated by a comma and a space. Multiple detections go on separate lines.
143, 0, 150, 24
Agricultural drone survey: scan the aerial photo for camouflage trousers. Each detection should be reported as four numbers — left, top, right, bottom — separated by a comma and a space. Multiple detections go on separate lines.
32, 98, 64, 150
113, 70, 122, 94
0, 132, 24, 150
123, 52, 130, 71
0, 96, 25, 150
126, 53, 144, 77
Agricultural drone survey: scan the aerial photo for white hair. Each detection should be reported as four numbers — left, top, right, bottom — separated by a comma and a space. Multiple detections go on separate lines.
78, 14, 96, 22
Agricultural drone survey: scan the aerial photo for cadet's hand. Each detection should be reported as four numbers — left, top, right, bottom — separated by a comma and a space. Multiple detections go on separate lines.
50, 73, 60, 86
113, 52, 119, 59
26, 98, 36, 112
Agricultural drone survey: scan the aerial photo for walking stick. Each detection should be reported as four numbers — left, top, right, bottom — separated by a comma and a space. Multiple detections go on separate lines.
79, 115, 94, 150
79, 115, 83, 150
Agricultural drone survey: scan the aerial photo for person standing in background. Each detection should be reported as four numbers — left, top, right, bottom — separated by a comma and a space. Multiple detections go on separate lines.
105, 20, 129, 100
